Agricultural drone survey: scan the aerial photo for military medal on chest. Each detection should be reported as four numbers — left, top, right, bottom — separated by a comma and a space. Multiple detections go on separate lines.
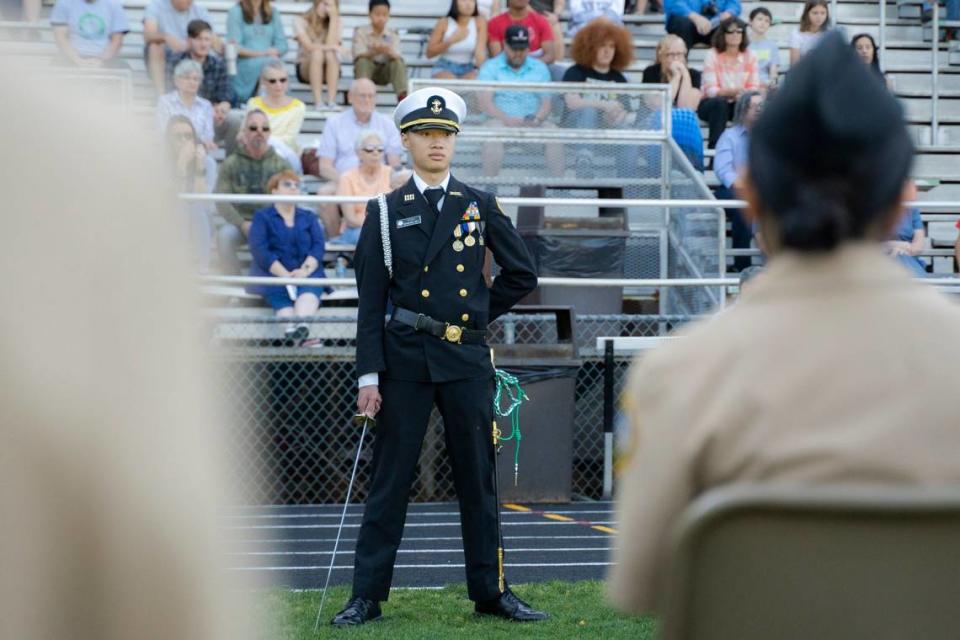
452, 225, 465, 252
459, 201, 482, 249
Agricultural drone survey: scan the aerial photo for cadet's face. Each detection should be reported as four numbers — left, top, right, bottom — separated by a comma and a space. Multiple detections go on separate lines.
402, 129, 456, 173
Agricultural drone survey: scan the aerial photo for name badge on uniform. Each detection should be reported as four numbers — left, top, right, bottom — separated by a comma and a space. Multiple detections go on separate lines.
397, 215, 422, 229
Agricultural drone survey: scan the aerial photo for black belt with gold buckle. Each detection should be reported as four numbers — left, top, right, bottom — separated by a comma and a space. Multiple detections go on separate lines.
392, 307, 486, 345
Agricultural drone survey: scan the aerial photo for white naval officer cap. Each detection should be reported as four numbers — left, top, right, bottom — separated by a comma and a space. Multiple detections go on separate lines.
393, 87, 467, 134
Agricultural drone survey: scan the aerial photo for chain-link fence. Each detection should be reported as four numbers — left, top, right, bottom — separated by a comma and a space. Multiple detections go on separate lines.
213, 312, 699, 505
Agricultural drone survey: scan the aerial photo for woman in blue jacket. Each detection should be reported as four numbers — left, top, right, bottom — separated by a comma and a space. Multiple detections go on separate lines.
246, 170, 327, 340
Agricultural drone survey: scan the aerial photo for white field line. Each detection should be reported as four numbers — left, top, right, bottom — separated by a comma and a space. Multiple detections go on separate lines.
225, 521, 616, 531
228, 547, 612, 556
226, 534, 615, 543
222, 510, 614, 520
231, 562, 613, 571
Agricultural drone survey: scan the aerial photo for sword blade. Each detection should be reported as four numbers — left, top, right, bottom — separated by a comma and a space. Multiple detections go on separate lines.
313, 419, 369, 631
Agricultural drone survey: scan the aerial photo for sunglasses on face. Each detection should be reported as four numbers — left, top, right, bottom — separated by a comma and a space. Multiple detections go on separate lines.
361, 146, 384, 153
280, 180, 300, 189
726, 28, 744, 34
248, 125, 270, 132
265, 77, 288, 84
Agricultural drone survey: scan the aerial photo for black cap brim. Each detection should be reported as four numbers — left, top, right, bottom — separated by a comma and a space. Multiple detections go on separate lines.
403, 121, 460, 134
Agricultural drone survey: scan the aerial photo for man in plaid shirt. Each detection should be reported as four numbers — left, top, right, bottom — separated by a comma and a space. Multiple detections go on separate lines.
167, 19, 241, 153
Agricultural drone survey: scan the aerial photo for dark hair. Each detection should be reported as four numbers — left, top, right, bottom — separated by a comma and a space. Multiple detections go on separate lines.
712, 17, 749, 52
799, 0, 830, 32
186, 19, 213, 39
748, 35, 914, 253
447, 0, 477, 19
369, 0, 389, 12
851, 33, 883, 76
240, 0, 272, 24
569, 18, 634, 70
749, 6, 772, 21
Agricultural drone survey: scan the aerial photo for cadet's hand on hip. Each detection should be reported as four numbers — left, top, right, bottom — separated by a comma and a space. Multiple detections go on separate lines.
358, 385, 382, 417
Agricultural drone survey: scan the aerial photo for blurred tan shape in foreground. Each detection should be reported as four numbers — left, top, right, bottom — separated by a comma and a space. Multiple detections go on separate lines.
0, 61, 256, 640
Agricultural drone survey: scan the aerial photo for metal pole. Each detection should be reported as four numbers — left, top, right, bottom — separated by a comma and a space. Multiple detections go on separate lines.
879, 0, 887, 70
313, 414, 372, 631
933, 1, 941, 145
602, 339, 615, 499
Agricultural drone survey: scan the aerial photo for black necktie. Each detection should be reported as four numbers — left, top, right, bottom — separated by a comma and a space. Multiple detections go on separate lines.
424, 187, 444, 216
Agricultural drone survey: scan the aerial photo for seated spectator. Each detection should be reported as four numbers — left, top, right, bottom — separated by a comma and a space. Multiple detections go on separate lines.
143, 0, 216, 96
488, 0, 556, 63
352, 0, 408, 102
714, 91, 762, 271
50, 0, 129, 68
642, 34, 705, 168
427, 0, 488, 80
333, 130, 394, 245
227, 0, 288, 104
246, 59, 306, 171
293, 0, 342, 111
530, 0, 564, 61
747, 7, 779, 88
165, 115, 214, 271
477, 24, 564, 176
789, 0, 829, 65
562, 19, 635, 177
567, 0, 625, 38
315, 78, 403, 236
157, 59, 216, 152
167, 19, 241, 154
885, 206, 926, 275
851, 33, 892, 89
663, 0, 741, 51
697, 17, 759, 148
246, 170, 327, 342
608, 35, 960, 616
215, 109, 293, 274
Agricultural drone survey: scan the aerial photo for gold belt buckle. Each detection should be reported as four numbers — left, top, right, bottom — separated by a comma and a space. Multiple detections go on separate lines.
443, 323, 463, 344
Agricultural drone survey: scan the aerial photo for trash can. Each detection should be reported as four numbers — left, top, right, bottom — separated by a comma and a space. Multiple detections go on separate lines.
491, 306, 580, 502
521, 216, 629, 314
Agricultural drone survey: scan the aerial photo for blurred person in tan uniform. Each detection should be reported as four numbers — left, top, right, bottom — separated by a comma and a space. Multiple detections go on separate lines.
608, 33, 960, 615
0, 59, 257, 640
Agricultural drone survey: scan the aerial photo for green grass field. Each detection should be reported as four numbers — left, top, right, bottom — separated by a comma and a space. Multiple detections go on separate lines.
260, 580, 657, 639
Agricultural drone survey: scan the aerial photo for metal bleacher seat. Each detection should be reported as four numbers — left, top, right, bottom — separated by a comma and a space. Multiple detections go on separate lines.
660, 484, 960, 640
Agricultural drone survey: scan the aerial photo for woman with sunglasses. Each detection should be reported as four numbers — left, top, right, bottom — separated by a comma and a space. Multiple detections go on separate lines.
246, 170, 328, 341
332, 130, 394, 245
698, 16, 759, 148
246, 59, 306, 172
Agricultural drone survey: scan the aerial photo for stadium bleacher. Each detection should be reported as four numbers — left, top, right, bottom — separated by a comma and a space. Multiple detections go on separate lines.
3, 0, 959, 268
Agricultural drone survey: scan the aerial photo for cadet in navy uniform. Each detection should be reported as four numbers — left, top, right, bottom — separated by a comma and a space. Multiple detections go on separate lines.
330, 87, 547, 626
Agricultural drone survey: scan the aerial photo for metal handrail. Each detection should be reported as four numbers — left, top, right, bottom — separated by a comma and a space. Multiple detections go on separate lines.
179, 193, 960, 211
201, 274, 960, 287
933, 1, 941, 145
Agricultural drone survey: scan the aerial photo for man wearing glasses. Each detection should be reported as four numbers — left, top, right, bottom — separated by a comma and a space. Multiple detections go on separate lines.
214, 109, 292, 274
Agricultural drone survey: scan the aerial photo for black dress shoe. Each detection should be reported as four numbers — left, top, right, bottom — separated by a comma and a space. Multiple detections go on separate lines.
330, 597, 382, 626
475, 589, 549, 622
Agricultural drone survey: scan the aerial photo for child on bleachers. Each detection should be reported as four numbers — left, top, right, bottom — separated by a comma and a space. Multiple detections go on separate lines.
789, 0, 829, 65
352, 0, 408, 102
747, 7, 778, 88
293, 0, 342, 110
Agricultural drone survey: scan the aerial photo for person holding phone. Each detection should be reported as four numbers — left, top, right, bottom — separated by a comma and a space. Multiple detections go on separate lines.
352, 0, 408, 101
